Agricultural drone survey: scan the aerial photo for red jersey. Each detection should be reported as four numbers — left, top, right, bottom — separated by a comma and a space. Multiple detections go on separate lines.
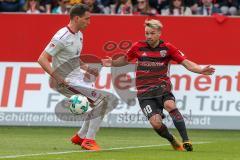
126, 40, 187, 97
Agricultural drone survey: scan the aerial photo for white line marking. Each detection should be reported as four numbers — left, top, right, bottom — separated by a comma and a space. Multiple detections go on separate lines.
0, 141, 210, 159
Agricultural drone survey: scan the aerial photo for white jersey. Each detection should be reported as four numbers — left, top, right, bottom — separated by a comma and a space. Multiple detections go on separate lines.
44, 26, 102, 102
45, 26, 83, 69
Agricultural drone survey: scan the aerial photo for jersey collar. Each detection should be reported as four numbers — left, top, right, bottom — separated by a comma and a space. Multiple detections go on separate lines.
67, 26, 76, 34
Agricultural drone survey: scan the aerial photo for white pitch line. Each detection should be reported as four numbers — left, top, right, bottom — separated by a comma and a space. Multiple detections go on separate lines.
0, 141, 210, 159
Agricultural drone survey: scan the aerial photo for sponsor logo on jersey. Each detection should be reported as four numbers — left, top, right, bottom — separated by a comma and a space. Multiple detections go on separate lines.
139, 61, 164, 67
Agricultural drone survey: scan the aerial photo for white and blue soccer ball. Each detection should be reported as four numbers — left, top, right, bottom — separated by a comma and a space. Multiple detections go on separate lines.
69, 95, 89, 115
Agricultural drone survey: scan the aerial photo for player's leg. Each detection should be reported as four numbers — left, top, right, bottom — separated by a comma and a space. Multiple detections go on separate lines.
49, 76, 86, 145
138, 98, 183, 151
53, 88, 90, 146
49, 66, 103, 149
149, 114, 174, 142
81, 96, 113, 151
81, 116, 103, 151
69, 98, 104, 150
74, 97, 109, 146
81, 93, 118, 151
70, 96, 105, 149
78, 120, 90, 139
55, 73, 119, 151
50, 80, 94, 147
162, 93, 193, 151
71, 120, 90, 146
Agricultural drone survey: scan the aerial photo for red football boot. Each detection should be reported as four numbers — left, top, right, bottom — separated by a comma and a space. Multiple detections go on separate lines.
71, 134, 84, 146
81, 138, 101, 151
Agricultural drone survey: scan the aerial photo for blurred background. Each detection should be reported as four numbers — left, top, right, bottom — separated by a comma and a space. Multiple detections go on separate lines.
0, 0, 240, 16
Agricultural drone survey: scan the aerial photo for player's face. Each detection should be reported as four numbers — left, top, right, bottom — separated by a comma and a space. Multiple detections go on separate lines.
202, 0, 212, 6
173, 0, 182, 8
145, 27, 161, 46
77, 11, 91, 30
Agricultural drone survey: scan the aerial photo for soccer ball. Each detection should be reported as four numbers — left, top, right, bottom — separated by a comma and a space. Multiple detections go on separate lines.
69, 95, 89, 115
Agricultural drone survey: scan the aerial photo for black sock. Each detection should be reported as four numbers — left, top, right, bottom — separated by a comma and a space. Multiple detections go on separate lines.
154, 124, 173, 142
169, 108, 189, 142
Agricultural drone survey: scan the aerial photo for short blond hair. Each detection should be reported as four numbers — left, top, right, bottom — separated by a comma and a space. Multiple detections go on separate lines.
144, 19, 163, 31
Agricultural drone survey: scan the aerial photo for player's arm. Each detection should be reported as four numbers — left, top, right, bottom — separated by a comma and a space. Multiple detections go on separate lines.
38, 51, 67, 84
79, 58, 99, 80
38, 51, 54, 76
38, 36, 69, 85
112, 55, 129, 67
167, 42, 215, 75
79, 59, 88, 71
102, 55, 129, 67
181, 59, 215, 75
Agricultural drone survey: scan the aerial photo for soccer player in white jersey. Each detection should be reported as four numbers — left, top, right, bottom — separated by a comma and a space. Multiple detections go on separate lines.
38, 4, 110, 151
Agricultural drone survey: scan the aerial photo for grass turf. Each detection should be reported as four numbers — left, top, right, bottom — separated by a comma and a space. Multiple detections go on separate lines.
0, 127, 239, 160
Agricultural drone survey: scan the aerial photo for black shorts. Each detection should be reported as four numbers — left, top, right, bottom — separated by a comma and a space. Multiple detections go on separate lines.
138, 92, 175, 119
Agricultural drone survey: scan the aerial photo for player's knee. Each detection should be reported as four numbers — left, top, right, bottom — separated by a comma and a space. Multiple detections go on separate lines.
149, 114, 163, 129
150, 120, 162, 129
164, 100, 176, 112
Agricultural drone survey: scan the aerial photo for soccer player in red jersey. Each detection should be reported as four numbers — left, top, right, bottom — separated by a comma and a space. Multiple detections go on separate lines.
102, 19, 215, 151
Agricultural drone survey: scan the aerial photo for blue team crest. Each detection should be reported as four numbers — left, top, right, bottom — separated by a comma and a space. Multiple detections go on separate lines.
160, 50, 167, 57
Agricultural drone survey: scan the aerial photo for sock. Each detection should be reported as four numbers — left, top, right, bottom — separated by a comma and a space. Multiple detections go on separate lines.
85, 116, 103, 140
84, 94, 118, 140
169, 108, 189, 142
77, 120, 90, 138
154, 124, 174, 142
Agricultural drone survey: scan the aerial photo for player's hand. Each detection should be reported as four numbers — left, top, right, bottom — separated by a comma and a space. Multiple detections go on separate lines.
101, 56, 112, 67
201, 65, 215, 75
87, 67, 99, 77
83, 72, 96, 82
83, 67, 98, 83
51, 72, 70, 88
58, 78, 70, 89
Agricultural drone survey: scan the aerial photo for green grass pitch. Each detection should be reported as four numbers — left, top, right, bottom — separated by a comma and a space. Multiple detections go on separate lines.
0, 126, 239, 160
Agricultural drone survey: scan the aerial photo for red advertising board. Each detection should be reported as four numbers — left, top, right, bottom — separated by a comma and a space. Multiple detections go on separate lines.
0, 14, 239, 64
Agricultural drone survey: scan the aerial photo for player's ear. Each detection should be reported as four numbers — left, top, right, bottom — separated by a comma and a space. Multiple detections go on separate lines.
73, 16, 79, 22
76, 16, 79, 21
158, 30, 162, 36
